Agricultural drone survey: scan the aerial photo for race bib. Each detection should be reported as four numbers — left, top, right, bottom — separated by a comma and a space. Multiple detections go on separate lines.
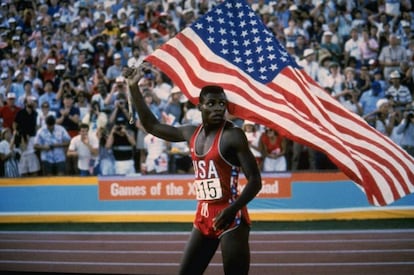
194, 178, 223, 200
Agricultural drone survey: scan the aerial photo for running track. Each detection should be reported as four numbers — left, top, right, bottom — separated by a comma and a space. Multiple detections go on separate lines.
1, 229, 414, 274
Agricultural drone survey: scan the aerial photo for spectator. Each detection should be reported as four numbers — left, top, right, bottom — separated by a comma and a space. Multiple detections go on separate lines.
167, 140, 192, 174
0, 93, 21, 130
298, 48, 319, 81
320, 31, 342, 63
75, 91, 90, 121
56, 93, 80, 138
38, 80, 60, 112
36, 101, 56, 130
16, 80, 38, 108
395, 110, 414, 157
0, 128, 20, 178
9, 70, 25, 100
82, 101, 108, 137
106, 53, 123, 84
104, 76, 128, 108
378, 34, 407, 81
67, 123, 100, 176
363, 99, 397, 137
34, 115, 71, 176
96, 126, 115, 176
105, 117, 136, 175
242, 120, 263, 169
359, 81, 386, 117
143, 133, 169, 174
162, 86, 183, 125
386, 70, 413, 114
259, 128, 287, 172
344, 28, 363, 68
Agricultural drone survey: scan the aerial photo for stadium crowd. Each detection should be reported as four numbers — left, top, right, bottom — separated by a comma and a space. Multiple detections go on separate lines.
0, 0, 413, 177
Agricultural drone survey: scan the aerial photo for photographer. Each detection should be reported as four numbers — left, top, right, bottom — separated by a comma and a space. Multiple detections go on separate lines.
395, 110, 414, 157
105, 117, 136, 175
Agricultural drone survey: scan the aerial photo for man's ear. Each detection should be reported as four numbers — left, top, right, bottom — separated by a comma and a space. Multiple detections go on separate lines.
197, 103, 202, 111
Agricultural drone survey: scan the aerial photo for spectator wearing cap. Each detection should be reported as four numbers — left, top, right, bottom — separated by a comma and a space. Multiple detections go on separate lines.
162, 86, 184, 126
298, 48, 319, 81
0, 72, 9, 106
378, 34, 407, 81
320, 31, 342, 63
101, 18, 120, 38
0, 93, 21, 130
386, 70, 413, 113
105, 116, 136, 175
9, 70, 25, 100
359, 80, 386, 116
104, 76, 128, 109
13, 96, 40, 176
34, 115, 71, 176
106, 53, 123, 84
39, 57, 58, 83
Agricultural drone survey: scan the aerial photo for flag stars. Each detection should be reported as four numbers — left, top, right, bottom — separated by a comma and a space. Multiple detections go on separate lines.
219, 28, 227, 35
256, 46, 263, 53
243, 40, 251, 47
207, 26, 215, 33
234, 56, 242, 63
244, 49, 252, 56
270, 64, 278, 71
195, 23, 203, 30
253, 37, 261, 44
219, 39, 228, 46
245, 59, 253, 66
218, 17, 225, 24
207, 36, 215, 44
221, 48, 229, 55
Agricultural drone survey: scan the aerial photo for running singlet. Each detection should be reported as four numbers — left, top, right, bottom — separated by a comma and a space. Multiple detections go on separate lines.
189, 121, 250, 238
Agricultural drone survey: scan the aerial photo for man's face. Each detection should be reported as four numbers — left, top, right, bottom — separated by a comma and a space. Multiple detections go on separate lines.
199, 92, 227, 125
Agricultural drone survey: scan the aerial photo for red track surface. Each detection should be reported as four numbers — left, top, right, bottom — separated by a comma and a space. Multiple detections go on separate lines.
1, 229, 414, 274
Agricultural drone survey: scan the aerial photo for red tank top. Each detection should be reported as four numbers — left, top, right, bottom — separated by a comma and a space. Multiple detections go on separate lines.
190, 121, 239, 203
189, 121, 250, 238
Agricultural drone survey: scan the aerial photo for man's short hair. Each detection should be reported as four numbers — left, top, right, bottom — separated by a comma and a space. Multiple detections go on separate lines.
199, 85, 225, 102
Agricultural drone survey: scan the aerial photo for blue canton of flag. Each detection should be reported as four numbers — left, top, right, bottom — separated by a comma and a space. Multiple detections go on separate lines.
192, 1, 298, 84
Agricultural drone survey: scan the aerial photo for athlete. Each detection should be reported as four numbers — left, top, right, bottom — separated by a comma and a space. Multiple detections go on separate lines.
125, 66, 262, 275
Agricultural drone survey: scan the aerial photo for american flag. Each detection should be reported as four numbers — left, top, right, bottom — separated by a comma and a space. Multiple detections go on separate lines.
145, 0, 414, 206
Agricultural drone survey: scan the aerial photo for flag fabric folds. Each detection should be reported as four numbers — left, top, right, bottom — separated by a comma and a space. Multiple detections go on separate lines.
145, 0, 414, 206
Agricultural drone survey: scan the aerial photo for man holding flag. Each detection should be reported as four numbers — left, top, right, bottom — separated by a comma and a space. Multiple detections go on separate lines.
126, 67, 262, 274
143, 0, 414, 207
